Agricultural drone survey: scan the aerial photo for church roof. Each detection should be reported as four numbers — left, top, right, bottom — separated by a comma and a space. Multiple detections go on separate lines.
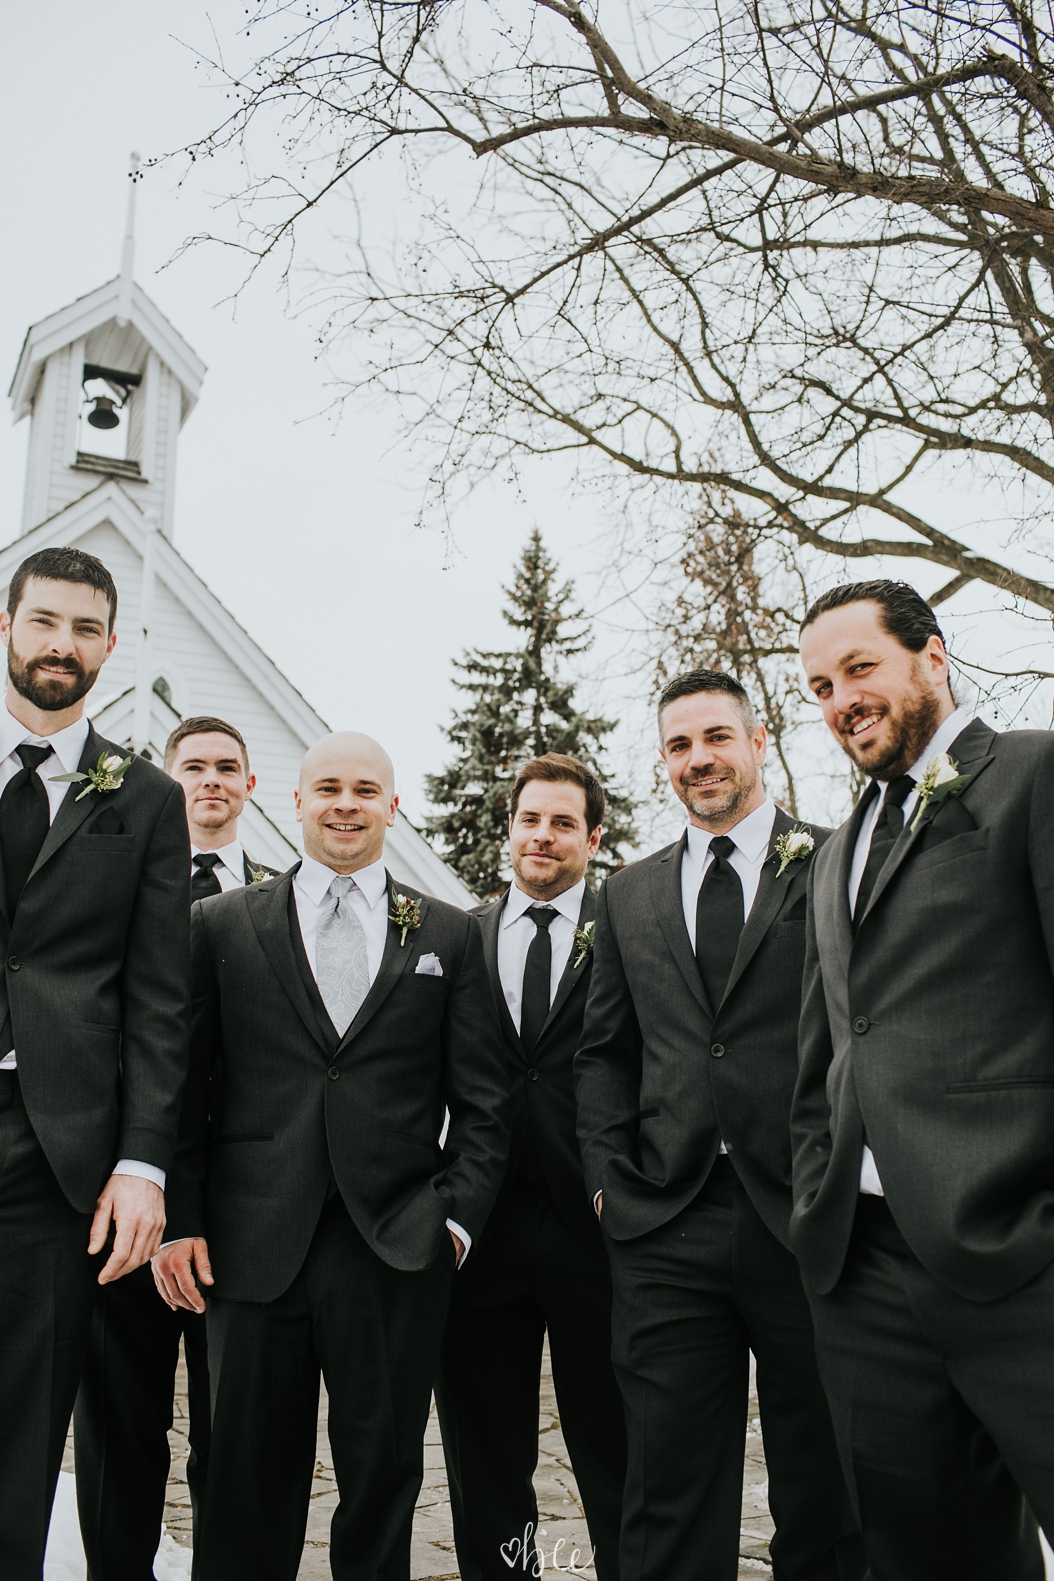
9, 278, 206, 424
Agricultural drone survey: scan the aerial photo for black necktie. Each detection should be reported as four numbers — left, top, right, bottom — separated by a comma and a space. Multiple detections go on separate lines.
695, 835, 745, 1011
853, 773, 916, 927
0, 743, 54, 911
520, 906, 557, 1051
191, 851, 223, 902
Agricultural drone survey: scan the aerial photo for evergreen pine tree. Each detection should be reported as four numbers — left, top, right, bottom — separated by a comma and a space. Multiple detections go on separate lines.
425, 531, 636, 898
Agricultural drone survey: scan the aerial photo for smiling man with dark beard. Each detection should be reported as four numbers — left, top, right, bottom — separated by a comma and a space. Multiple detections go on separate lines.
793, 580, 1054, 1579
574, 670, 863, 1581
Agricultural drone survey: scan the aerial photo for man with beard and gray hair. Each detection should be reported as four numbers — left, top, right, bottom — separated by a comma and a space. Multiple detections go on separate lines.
794, 581, 1054, 1578
575, 670, 864, 1581
0, 546, 190, 1578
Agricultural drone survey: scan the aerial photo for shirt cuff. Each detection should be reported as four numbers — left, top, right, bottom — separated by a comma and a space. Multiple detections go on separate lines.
593, 1190, 602, 1214
113, 1159, 167, 1191
446, 1218, 471, 1267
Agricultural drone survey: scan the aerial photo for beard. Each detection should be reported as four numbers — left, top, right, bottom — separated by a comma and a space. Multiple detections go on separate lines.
678, 761, 757, 824
7, 640, 99, 712
836, 664, 943, 780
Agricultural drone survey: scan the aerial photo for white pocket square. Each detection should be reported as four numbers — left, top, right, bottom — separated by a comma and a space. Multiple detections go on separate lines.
415, 953, 443, 977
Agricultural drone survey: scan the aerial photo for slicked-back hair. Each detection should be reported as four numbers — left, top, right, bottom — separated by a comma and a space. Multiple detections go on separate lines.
657, 669, 758, 739
8, 546, 118, 632
510, 752, 605, 833
164, 716, 251, 775
800, 580, 945, 652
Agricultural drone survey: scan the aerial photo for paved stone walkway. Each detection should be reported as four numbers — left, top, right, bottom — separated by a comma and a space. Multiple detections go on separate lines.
151, 1343, 772, 1579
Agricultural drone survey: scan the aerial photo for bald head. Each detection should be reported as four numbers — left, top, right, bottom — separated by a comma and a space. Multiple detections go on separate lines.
295, 731, 398, 873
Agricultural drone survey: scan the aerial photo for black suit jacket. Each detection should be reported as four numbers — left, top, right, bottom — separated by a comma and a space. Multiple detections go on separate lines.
575, 806, 829, 1247
792, 717, 1054, 1302
167, 866, 511, 1302
4, 724, 191, 1211
474, 885, 600, 1253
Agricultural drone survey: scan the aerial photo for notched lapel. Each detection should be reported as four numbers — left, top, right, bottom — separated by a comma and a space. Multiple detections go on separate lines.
538, 885, 596, 1041
479, 894, 524, 1053
246, 870, 333, 1050
651, 835, 710, 1017
338, 875, 426, 1047
28, 726, 116, 884
859, 731, 997, 930
721, 809, 806, 1002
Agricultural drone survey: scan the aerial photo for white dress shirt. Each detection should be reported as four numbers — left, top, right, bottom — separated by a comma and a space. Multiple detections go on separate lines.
293, 853, 470, 1259
850, 707, 972, 1196
192, 840, 245, 893
680, 798, 777, 1160
0, 708, 161, 1188
497, 877, 586, 1033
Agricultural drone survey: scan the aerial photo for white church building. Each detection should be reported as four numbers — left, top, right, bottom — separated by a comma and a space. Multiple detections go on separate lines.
5, 180, 472, 906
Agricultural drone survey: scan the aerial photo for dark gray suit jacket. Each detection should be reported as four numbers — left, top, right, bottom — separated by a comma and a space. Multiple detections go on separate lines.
792, 717, 1054, 1302
474, 885, 601, 1253
575, 805, 829, 1246
167, 866, 511, 1302
4, 724, 191, 1210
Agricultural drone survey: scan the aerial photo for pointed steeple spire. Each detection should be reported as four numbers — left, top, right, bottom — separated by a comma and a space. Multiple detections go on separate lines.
115, 152, 141, 328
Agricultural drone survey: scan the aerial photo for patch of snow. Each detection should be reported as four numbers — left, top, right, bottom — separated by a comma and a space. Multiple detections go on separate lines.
45, 1472, 191, 1581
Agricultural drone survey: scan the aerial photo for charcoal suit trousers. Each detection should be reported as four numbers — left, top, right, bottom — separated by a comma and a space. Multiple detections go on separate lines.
199, 1196, 454, 1581
809, 1195, 1054, 1581
0, 1071, 97, 1581
606, 1157, 865, 1581
436, 1175, 626, 1581
74, 1264, 211, 1580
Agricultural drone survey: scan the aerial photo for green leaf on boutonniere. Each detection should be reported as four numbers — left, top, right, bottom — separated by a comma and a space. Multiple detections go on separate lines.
572, 919, 595, 969
773, 824, 815, 878
51, 751, 133, 802
909, 753, 971, 833
389, 890, 423, 946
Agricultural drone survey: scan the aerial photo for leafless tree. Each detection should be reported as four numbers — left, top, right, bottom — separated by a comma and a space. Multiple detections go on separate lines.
179, 0, 1054, 617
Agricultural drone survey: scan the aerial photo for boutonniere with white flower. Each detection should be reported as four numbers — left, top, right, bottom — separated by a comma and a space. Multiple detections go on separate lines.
51, 751, 133, 802
909, 753, 971, 832
773, 824, 815, 878
247, 866, 270, 885
572, 920, 595, 969
389, 890, 423, 947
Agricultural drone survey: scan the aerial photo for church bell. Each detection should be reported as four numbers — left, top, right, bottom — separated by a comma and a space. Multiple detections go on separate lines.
87, 395, 121, 430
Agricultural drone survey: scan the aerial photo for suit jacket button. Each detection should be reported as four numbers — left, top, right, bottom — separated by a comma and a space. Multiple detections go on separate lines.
710, 1043, 725, 1058
7, 957, 19, 971
328, 1066, 340, 1080
527, 1068, 539, 1081
852, 1016, 870, 1035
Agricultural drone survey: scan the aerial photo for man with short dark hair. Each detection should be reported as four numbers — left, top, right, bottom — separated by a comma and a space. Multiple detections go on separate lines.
75, 715, 281, 1580
0, 547, 191, 1580
794, 579, 1054, 1578
576, 673, 863, 1581
436, 752, 626, 1581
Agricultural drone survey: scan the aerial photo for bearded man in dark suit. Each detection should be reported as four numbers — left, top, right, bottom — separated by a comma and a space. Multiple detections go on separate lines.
0, 546, 191, 1581
794, 579, 1054, 1579
436, 753, 626, 1581
575, 670, 863, 1581
153, 730, 510, 1581
75, 714, 280, 1580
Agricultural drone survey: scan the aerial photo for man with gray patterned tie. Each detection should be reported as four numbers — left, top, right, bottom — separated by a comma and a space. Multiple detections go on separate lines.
152, 732, 510, 1581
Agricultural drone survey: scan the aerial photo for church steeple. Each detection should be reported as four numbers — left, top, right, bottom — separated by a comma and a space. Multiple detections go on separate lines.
7, 158, 205, 540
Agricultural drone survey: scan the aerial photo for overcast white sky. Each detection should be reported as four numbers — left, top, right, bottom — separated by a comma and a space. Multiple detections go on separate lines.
2, 4, 1051, 844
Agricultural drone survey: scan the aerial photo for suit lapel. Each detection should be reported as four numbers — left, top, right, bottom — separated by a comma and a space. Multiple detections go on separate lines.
858, 718, 997, 931
720, 807, 799, 1003
246, 867, 335, 1051
480, 894, 524, 1053
829, 785, 876, 970
538, 885, 596, 1041
651, 833, 711, 1017
27, 725, 115, 885
337, 873, 424, 1047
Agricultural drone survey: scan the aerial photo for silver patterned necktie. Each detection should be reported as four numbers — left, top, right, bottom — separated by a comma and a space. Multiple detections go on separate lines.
315, 874, 371, 1036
